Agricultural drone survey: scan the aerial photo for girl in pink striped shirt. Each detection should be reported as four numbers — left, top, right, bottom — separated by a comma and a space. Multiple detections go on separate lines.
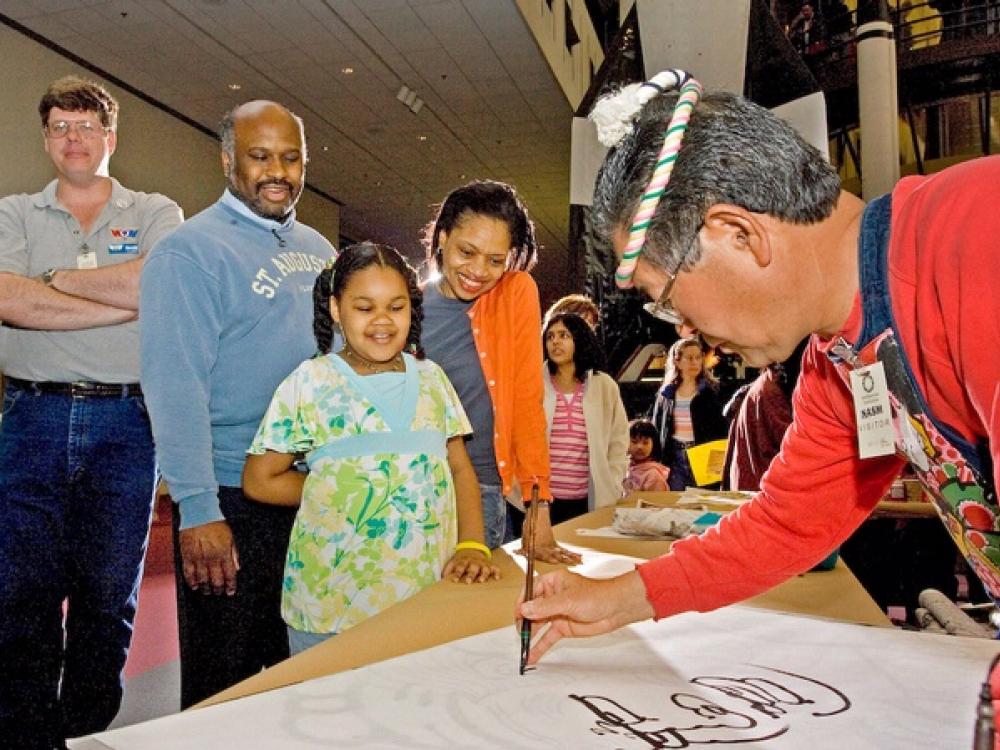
542, 313, 629, 524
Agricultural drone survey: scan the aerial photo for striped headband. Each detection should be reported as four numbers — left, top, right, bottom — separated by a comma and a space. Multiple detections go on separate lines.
590, 69, 703, 288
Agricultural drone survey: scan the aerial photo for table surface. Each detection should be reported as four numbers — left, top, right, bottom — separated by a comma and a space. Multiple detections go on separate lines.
203, 495, 890, 707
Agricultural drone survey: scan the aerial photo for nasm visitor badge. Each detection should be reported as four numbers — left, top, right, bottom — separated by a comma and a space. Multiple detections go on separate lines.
849, 361, 894, 459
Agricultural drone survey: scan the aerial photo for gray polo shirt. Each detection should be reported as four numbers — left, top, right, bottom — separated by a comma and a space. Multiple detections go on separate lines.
0, 178, 182, 382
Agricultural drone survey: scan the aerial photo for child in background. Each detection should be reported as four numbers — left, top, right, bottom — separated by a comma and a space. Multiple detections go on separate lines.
243, 243, 500, 656
625, 418, 671, 492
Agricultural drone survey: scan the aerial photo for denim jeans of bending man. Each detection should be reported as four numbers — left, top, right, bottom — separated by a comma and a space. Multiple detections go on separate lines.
0, 384, 156, 749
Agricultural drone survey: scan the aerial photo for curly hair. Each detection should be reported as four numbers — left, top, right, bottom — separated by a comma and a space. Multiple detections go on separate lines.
313, 242, 424, 358
543, 312, 607, 381
422, 179, 538, 274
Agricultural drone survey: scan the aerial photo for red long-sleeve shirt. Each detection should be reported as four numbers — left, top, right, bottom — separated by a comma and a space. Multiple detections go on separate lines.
638, 156, 1000, 617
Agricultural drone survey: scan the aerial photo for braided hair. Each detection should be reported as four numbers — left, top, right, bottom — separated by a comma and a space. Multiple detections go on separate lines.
423, 180, 538, 274
312, 242, 425, 358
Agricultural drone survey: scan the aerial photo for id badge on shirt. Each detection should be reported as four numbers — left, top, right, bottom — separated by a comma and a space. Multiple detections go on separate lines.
77, 244, 98, 270
849, 361, 895, 459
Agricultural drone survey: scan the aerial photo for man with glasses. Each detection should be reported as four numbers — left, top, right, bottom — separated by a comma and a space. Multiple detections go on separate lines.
0, 76, 182, 748
519, 83, 1000, 666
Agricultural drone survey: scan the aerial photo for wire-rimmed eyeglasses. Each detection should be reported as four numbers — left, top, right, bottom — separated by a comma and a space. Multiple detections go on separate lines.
641, 225, 701, 325
642, 269, 684, 324
44, 120, 109, 140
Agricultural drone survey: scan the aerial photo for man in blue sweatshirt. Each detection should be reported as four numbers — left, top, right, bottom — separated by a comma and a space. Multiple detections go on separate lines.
140, 100, 335, 707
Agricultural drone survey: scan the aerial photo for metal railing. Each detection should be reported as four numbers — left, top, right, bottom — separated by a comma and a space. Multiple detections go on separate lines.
787, 1, 1000, 66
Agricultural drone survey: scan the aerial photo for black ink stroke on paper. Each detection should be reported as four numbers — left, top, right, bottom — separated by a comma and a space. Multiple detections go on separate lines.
570, 664, 851, 747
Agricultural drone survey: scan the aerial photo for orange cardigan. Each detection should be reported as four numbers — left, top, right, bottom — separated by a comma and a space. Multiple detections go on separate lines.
467, 271, 552, 500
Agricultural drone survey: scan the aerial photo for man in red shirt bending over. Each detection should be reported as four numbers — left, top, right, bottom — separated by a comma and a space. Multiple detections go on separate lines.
519, 72, 1000, 663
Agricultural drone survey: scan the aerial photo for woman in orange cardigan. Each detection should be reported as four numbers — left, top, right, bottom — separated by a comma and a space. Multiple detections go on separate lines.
420, 180, 579, 563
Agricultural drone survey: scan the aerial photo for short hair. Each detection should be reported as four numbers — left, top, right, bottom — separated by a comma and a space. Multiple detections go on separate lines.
592, 90, 841, 275
544, 293, 600, 328
218, 102, 307, 162
543, 312, 607, 380
423, 180, 538, 273
629, 418, 663, 461
664, 336, 718, 388
38, 76, 118, 130
313, 242, 423, 358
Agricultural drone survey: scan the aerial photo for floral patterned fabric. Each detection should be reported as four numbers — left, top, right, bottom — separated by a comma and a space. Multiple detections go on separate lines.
832, 332, 1000, 598
249, 352, 471, 634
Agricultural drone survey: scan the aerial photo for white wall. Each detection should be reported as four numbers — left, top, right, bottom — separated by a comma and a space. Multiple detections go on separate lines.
637, 0, 751, 93
516, 0, 605, 110
0, 25, 339, 242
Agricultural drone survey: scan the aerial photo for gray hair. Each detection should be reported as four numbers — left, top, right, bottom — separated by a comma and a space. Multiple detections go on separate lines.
592, 91, 841, 273
218, 102, 308, 163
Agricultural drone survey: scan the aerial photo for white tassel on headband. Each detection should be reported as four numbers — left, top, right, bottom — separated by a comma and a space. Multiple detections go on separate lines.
590, 69, 703, 287
590, 69, 692, 147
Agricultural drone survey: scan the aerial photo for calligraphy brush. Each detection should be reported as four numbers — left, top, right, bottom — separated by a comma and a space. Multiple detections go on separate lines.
519, 483, 540, 675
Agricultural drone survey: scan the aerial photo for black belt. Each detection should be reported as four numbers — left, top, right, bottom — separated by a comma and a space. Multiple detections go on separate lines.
5, 377, 142, 398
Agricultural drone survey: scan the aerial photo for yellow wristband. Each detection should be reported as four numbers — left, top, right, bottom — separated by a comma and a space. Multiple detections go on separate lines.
455, 541, 492, 560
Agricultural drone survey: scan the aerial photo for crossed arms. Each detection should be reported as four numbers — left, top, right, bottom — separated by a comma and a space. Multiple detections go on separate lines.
0, 195, 182, 330
0, 262, 140, 330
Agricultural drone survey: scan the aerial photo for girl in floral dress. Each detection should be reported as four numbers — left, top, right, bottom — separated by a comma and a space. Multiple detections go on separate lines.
243, 242, 500, 655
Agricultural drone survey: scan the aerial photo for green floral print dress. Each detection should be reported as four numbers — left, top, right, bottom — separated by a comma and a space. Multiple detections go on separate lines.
249, 352, 472, 634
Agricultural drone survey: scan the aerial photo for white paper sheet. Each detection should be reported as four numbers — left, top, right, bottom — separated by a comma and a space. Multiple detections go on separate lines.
74, 606, 999, 749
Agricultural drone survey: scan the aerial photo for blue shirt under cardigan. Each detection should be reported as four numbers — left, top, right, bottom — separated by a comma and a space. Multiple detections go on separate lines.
140, 191, 336, 529
421, 283, 501, 487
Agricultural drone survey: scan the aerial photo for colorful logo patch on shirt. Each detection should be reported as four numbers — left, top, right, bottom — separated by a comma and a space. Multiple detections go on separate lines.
108, 242, 139, 254
109, 228, 140, 254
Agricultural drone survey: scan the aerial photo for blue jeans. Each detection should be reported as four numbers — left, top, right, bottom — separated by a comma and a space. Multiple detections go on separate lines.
480, 483, 508, 548
666, 439, 696, 491
287, 626, 334, 656
0, 383, 156, 748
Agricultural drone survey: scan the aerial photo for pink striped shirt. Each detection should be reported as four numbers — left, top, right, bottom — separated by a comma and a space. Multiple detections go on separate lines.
549, 379, 590, 499
673, 396, 695, 443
